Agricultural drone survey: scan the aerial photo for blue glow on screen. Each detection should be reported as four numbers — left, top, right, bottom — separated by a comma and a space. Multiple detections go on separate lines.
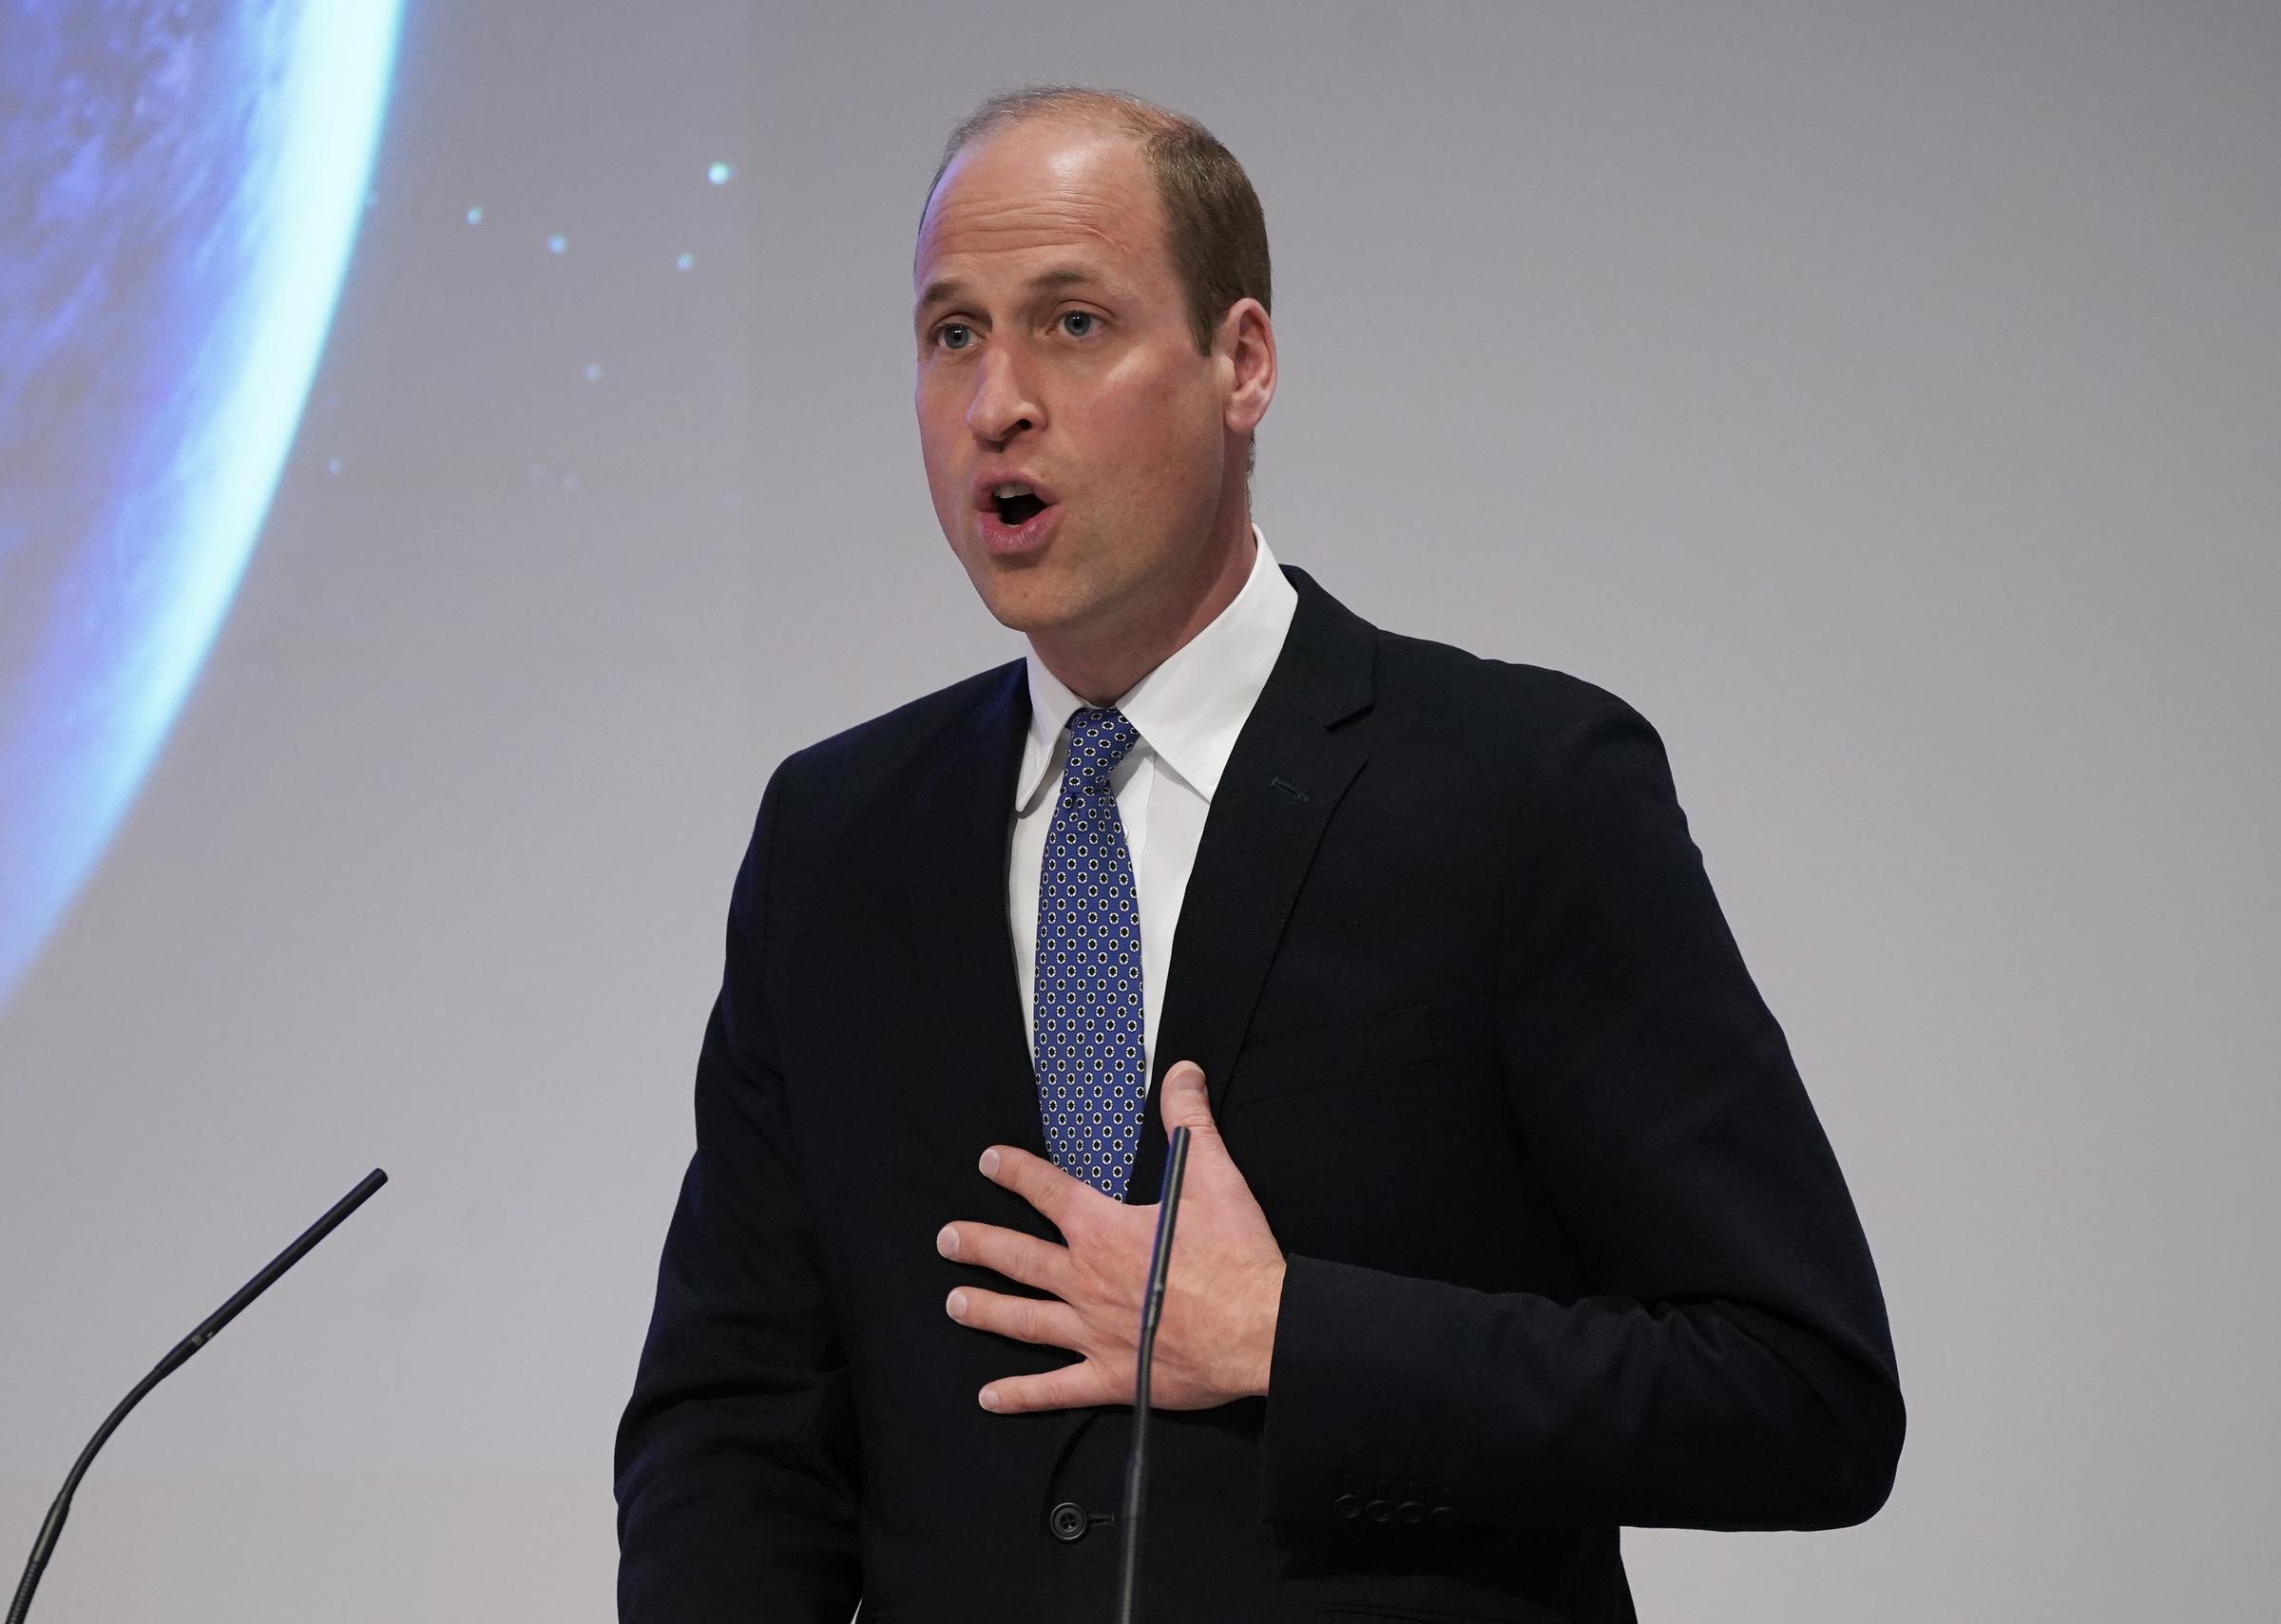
0, 0, 405, 1007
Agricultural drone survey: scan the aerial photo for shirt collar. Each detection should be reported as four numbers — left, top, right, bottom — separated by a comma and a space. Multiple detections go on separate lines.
1016, 524, 1298, 812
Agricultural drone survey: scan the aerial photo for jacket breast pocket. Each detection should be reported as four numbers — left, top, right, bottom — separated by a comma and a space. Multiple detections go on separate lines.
1227, 1002, 1435, 1108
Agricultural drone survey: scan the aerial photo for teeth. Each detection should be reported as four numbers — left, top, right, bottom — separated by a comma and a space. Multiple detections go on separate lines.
992, 482, 1034, 499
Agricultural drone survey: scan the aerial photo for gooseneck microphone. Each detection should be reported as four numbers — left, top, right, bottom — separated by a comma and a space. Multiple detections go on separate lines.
1115, 1125, 1191, 1624
6, 1168, 389, 1624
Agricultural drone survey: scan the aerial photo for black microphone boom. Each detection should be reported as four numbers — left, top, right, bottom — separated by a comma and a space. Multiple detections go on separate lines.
1115, 1125, 1190, 1624
6, 1167, 389, 1624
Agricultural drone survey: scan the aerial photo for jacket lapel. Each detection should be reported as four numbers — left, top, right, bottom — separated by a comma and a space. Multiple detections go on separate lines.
1126, 566, 1377, 1202
901, 662, 1054, 1170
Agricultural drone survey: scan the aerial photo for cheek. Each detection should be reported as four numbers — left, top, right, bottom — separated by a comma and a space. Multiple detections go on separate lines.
914, 402, 963, 502
1104, 398, 1220, 513
914, 384, 946, 449
1087, 365, 1217, 482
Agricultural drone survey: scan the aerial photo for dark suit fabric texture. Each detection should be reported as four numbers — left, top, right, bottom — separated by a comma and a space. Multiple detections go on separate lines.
615, 565, 1904, 1624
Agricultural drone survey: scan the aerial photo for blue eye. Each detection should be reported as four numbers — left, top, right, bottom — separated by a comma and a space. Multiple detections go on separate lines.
936, 323, 972, 351
1059, 312, 1097, 338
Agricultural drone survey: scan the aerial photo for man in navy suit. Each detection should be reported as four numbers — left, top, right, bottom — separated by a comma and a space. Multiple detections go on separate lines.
616, 86, 1904, 1623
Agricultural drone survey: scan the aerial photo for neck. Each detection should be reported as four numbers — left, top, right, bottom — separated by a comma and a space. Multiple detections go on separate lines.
1031, 514, 1256, 706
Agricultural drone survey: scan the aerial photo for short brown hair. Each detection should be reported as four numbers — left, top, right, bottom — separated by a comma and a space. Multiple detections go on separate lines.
923, 86, 1272, 358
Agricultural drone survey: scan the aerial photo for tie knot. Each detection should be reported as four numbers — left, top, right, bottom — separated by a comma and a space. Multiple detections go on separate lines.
1064, 706, 1140, 793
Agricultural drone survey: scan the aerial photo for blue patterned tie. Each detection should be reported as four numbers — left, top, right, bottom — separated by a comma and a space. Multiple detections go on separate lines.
1032, 706, 1147, 1199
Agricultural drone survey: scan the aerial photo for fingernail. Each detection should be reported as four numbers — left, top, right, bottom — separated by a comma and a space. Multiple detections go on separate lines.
946, 1290, 968, 1320
978, 1148, 1001, 1176
936, 1225, 960, 1259
979, 1386, 1001, 1411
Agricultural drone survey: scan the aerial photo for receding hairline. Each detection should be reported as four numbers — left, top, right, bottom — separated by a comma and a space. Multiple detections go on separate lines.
918, 86, 1199, 233
912, 121, 1167, 278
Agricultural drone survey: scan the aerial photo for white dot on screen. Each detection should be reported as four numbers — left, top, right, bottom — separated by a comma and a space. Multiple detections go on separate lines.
326, 457, 343, 475
676, 252, 695, 271
585, 363, 603, 381
547, 234, 567, 254
707, 161, 735, 184
466, 205, 483, 224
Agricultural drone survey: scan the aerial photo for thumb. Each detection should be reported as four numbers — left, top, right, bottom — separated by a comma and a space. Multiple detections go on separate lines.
1160, 1060, 1218, 1138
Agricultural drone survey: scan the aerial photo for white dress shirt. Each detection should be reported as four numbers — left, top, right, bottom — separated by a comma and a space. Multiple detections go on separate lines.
1009, 525, 1298, 1087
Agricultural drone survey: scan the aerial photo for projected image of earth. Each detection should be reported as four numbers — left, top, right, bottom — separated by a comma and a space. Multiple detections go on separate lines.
0, 0, 402, 1006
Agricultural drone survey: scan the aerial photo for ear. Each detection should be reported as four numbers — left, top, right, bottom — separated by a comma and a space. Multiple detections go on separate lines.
1217, 298, 1275, 440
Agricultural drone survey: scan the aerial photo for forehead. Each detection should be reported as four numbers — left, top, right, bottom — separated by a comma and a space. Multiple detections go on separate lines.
914, 120, 1172, 297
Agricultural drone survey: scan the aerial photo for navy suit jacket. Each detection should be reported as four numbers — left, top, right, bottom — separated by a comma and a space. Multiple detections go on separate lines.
616, 565, 1904, 1623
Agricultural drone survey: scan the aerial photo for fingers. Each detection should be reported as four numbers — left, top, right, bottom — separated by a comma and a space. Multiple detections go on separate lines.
945, 1284, 1083, 1351
979, 1359, 1121, 1415
936, 1220, 1071, 1296
978, 1143, 1090, 1224
1160, 1060, 1218, 1137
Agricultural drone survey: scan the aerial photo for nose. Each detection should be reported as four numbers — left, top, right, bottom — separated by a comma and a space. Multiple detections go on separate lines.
967, 345, 1043, 444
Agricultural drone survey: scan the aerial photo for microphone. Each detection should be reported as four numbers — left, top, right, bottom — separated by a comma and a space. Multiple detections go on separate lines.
1114, 1125, 1190, 1624
6, 1168, 389, 1624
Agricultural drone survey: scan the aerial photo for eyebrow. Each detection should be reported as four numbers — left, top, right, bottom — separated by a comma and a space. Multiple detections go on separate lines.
914, 266, 1103, 320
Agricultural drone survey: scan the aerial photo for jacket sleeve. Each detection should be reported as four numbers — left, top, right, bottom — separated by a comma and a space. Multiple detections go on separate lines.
1262, 696, 1904, 1531
615, 766, 863, 1620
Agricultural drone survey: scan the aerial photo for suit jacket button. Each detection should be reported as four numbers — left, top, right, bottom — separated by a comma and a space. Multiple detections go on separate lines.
1048, 1501, 1088, 1542
1333, 1494, 1363, 1519
1364, 1498, 1393, 1522
1427, 1504, 1458, 1527
1396, 1500, 1426, 1523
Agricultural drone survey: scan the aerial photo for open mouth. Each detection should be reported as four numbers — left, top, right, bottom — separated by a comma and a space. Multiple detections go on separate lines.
992, 491, 1047, 526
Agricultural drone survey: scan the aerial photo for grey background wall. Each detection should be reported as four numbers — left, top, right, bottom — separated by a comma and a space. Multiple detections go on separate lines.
4, 2, 2276, 1618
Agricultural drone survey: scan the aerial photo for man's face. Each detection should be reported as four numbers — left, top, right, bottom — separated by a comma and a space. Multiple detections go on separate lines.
913, 120, 1237, 648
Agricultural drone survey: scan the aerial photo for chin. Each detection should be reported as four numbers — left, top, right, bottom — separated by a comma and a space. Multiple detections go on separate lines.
973, 576, 1082, 637
950, 541, 1069, 632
